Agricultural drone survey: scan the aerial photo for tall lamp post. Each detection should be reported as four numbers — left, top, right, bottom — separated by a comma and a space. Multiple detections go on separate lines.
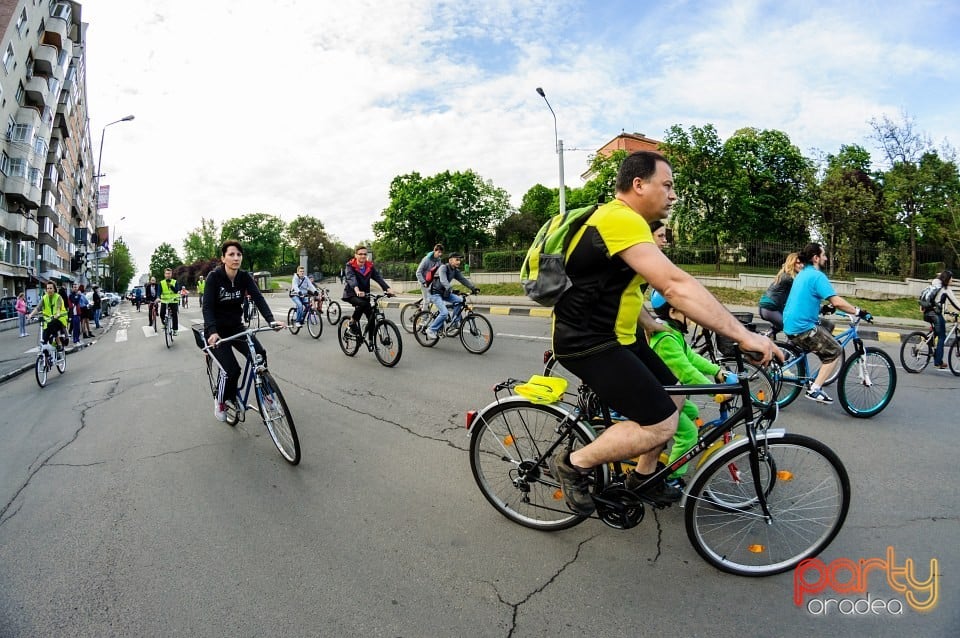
94, 114, 135, 285
535, 87, 565, 216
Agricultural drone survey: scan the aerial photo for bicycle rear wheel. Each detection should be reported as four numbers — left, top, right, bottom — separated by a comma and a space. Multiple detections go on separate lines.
326, 300, 341, 325
337, 317, 361, 356
837, 347, 896, 418
286, 308, 301, 334
469, 399, 603, 531
685, 433, 850, 576
306, 310, 323, 339
459, 312, 493, 354
899, 331, 931, 373
372, 320, 403, 367
256, 371, 300, 465
56, 349, 66, 373
35, 355, 48, 387
412, 311, 440, 347
399, 302, 419, 333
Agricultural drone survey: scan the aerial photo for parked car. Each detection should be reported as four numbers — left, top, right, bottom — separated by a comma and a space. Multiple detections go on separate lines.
85, 291, 117, 317
0, 296, 18, 320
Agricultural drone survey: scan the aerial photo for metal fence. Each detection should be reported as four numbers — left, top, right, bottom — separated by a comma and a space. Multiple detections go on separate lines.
457, 241, 956, 280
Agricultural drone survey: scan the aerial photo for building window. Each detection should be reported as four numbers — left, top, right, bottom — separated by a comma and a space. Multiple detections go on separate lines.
16, 9, 28, 38
10, 123, 32, 142
29, 167, 43, 188
51, 2, 71, 21
34, 136, 47, 156
3, 45, 15, 73
0, 232, 11, 264
17, 240, 35, 267
15, 83, 24, 105
0, 151, 8, 175
42, 217, 54, 235
9, 158, 26, 177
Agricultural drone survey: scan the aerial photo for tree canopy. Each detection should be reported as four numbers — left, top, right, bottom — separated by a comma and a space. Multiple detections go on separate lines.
182, 218, 221, 264
221, 213, 285, 272
149, 243, 181, 277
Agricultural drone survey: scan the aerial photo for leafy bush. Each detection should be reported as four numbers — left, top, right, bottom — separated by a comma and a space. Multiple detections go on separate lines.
483, 251, 525, 271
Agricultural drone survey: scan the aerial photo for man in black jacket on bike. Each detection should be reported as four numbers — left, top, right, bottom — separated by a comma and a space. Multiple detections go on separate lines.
342, 245, 394, 339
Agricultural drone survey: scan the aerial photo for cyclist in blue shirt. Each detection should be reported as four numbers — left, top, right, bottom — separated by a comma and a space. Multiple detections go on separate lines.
782, 242, 870, 404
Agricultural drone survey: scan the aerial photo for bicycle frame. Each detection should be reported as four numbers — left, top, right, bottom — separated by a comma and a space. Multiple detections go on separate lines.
203, 327, 270, 418
780, 312, 865, 385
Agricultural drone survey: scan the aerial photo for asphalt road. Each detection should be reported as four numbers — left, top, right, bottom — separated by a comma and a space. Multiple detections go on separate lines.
0, 301, 956, 637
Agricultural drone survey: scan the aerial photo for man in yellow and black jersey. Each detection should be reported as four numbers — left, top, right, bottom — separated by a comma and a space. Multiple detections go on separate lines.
158, 268, 182, 335
548, 150, 780, 514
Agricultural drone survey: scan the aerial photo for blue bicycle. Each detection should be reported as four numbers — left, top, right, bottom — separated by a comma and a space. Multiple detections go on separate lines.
770, 308, 897, 418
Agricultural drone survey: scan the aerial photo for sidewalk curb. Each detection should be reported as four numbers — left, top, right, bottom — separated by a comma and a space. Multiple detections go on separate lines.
0, 316, 114, 384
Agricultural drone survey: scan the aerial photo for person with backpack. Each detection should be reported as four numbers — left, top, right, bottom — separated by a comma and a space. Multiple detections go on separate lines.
415, 244, 444, 311
541, 151, 779, 515
424, 252, 479, 340
920, 270, 960, 369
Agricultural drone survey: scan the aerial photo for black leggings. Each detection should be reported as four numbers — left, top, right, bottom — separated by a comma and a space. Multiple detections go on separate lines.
758, 307, 783, 338
212, 333, 267, 405
346, 296, 373, 327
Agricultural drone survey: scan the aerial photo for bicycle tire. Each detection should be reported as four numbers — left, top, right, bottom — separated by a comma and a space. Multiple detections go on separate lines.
950, 340, 960, 376
400, 302, 419, 334
165, 323, 172, 348
718, 358, 777, 407
372, 320, 403, 367
205, 354, 218, 398
685, 433, 850, 576
56, 349, 66, 374
837, 347, 896, 418
306, 310, 323, 339
412, 311, 440, 347
769, 342, 805, 408
469, 398, 603, 531
337, 317, 361, 356
286, 308, 301, 335
35, 355, 47, 388
326, 300, 341, 325
151, 306, 158, 333
256, 370, 301, 465
459, 312, 494, 354
899, 331, 932, 373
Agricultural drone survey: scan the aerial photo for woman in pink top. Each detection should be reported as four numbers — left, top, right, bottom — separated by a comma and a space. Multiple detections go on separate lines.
15, 292, 29, 337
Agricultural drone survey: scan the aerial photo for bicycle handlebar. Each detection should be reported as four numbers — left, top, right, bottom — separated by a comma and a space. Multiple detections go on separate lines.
200, 325, 282, 352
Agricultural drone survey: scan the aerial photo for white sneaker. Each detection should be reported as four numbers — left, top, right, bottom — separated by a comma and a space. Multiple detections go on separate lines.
425, 329, 438, 339
214, 401, 227, 422
297, 322, 304, 327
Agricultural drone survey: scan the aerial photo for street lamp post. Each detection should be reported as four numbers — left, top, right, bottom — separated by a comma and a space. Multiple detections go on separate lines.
535, 87, 565, 216
94, 115, 135, 286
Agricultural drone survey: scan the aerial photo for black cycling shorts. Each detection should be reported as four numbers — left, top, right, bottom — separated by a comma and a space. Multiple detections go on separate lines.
560, 340, 678, 426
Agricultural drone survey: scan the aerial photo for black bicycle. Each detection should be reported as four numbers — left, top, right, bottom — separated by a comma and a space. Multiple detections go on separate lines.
411, 292, 494, 354
466, 351, 850, 577
336, 293, 403, 367
195, 325, 301, 465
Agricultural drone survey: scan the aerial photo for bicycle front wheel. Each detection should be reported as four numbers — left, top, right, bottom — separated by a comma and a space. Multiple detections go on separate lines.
950, 340, 960, 376
837, 347, 896, 418
286, 308, 301, 334
469, 399, 603, 531
899, 332, 931, 373
56, 350, 66, 374
459, 312, 493, 354
685, 433, 850, 577
306, 310, 323, 339
35, 355, 48, 388
205, 354, 219, 398
770, 342, 805, 408
372, 320, 403, 367
326, 300, 341, 325
399, 302, 419, 333
165, 324, 172, 348
337, 317, 361, 356
256, 371, 300, 465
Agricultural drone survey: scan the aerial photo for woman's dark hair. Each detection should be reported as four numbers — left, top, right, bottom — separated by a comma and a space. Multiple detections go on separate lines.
220, 239, 243, 256
433, 243, 444, 251
938, 270, 954, 286
649, 220, 665, 233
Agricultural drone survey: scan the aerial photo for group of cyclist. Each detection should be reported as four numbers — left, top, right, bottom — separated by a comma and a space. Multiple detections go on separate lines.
414, 243, 480, 339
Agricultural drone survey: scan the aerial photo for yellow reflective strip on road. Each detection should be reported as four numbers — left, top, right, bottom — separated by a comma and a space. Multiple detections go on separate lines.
489, 307, 512, 315
876, 331, 901, 343
529, 307, 553, 318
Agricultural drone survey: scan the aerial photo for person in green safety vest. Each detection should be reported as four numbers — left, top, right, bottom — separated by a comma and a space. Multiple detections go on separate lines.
158, 268, 183, 335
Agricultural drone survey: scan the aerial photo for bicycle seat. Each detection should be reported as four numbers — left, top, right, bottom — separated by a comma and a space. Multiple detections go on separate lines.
515, 375, 568, 404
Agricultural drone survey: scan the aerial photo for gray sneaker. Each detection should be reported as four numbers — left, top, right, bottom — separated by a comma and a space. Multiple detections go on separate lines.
547, 450, 595, 514
625, 471, 683, 504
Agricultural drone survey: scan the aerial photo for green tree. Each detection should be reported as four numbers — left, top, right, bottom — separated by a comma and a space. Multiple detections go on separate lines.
578, 149, 629, 207
149, 242, 181, 277
518, 184, 556, 227
182, 218, 221, 263
373, 170, 512, 258
286, 215, 333, 272
220, 213, 285, 272
109, 239, 136, 292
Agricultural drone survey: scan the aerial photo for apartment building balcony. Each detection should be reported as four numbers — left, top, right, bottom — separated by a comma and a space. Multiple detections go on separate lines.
0, 209, 39, 240
24, 76, 49, 108
42, 16, 69, 52
2, 175, 41, 210
32, 44, 59, 76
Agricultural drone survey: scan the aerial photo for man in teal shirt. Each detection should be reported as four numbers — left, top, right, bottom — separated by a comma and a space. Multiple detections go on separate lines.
783, 242, 870, 403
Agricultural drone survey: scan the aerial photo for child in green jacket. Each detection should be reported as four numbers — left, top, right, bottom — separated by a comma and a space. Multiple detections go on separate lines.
649, 291, 735, 486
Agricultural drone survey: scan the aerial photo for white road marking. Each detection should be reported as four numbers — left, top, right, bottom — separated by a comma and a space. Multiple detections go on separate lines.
115, 329, 128, 342
496, 333, 550, 341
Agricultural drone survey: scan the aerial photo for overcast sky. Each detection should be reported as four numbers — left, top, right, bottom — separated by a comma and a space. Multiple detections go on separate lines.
79, 0, 960, 278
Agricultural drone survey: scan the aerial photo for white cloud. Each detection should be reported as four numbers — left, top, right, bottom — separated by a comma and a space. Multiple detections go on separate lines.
80, 0, 960, 276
